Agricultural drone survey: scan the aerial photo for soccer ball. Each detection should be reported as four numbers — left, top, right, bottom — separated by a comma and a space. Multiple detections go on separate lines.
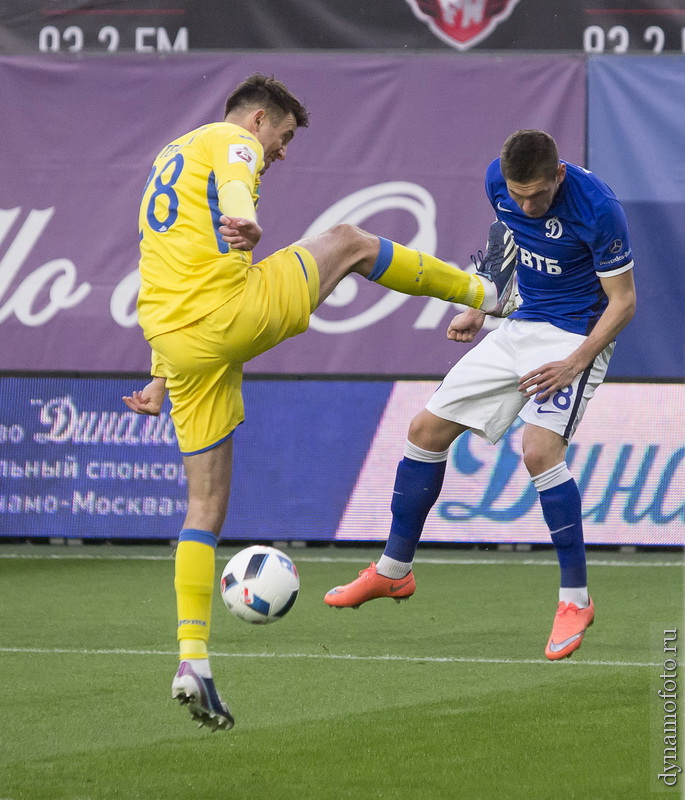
220, 545, 300, 624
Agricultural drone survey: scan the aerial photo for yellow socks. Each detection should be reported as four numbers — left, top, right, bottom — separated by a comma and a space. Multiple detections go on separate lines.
368, 237, 485, 308
178, 637, 208, 660
174, 530, 217, 661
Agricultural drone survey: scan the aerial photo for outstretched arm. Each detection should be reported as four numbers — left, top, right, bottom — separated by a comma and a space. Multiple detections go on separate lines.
122, 376, 167, 416
518, 270, 636, 401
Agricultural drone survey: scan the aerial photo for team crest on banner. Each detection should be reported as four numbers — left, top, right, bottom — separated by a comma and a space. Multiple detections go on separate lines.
405, 0, 522, 50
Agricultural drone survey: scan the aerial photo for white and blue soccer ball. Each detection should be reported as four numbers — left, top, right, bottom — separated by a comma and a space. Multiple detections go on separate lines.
220, 545, 299, 624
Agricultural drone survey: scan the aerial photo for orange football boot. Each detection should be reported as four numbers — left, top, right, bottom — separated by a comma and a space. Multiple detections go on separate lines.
545, 597, 595, 660
324, 562, 415, 608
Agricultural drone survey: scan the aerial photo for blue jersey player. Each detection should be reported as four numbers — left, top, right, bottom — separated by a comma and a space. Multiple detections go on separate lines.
325, 130, 637, 661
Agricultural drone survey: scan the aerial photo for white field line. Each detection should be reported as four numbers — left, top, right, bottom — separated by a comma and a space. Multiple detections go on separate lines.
0, 646, 658, 668
0, 552, 681, 568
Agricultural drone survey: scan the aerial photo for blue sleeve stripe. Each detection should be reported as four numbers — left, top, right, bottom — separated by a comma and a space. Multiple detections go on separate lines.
367, 237, 394, 282
207, 171, 229, 254
294, 250, 308, 281
178, 528, 218, 547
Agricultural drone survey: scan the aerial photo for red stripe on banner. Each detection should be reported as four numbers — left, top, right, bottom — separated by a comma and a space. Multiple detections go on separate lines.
585, 9, 685, 15
41, 9, 185, 16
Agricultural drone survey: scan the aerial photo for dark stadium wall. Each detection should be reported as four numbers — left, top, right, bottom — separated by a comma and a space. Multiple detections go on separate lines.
1, 1, 682, 54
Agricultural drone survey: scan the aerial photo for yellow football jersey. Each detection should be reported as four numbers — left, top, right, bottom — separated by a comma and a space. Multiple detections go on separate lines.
137, 122, 264, 340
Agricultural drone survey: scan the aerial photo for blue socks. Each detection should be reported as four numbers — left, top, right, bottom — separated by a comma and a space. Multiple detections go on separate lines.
382, 454, 588, 606
383, 457, 446, 563
533, 462, 587, 596
538, 477, 587, 588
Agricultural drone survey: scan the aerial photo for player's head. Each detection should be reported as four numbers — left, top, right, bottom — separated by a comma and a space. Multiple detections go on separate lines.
224, 74, 309, 172
500, 130, 566, 218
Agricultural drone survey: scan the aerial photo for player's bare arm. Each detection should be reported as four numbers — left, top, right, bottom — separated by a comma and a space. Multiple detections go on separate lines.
122, 376, 168, 416
218, 215, 262, 251
447, 307, 486, 343
519, 269, 637, 400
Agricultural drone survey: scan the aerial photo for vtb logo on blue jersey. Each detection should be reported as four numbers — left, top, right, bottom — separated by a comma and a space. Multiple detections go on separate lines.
518, 246, 562, 275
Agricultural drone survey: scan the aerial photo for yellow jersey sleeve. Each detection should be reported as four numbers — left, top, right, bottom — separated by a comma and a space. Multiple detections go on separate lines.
137, 123, 264, 340
203, 124, 263, 197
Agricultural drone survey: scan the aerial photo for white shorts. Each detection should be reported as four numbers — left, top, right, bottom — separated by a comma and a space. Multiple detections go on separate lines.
426, 319, 614, 444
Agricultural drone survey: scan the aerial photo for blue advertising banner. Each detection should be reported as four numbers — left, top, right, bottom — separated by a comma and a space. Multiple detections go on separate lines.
588, 56, 685, 380
0, 377, 185, 537
1, 376, 683, 546
0, 377, 392, 540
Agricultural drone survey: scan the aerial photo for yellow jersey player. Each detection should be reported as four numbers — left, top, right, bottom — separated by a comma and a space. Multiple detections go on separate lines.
124, 73, 517, 731
138, 121, 264, 344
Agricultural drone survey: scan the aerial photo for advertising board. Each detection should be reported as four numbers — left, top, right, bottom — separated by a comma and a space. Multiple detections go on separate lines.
1, 377, 682, 546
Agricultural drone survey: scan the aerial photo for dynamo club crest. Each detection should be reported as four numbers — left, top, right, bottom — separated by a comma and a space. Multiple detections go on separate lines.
405, 0, 522, 50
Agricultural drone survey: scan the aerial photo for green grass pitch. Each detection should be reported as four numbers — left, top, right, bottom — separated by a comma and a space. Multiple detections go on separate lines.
0, 544, 682, 800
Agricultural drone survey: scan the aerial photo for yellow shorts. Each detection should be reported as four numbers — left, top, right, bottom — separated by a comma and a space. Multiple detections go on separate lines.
150, 245, 319, 455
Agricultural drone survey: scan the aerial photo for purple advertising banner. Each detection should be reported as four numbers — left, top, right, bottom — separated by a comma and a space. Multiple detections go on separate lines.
0, 53, 585, 376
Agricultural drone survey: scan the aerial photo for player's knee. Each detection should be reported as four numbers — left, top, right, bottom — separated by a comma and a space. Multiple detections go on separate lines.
326, 222, 363, 241
326, 224, 377, 264
522, 446, 549, 478
522, 430, 567, 478
408, 411, 455, 453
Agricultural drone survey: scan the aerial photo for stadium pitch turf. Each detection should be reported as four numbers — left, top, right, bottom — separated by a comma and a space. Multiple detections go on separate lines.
0, 544, 682, 800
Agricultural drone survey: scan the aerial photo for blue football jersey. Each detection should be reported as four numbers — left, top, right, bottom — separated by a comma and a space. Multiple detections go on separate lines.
485, 159, 634, 335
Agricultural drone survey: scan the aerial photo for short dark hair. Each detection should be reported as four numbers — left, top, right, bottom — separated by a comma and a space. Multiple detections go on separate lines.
500, 130, 559, 183
224, 73, 309, 128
